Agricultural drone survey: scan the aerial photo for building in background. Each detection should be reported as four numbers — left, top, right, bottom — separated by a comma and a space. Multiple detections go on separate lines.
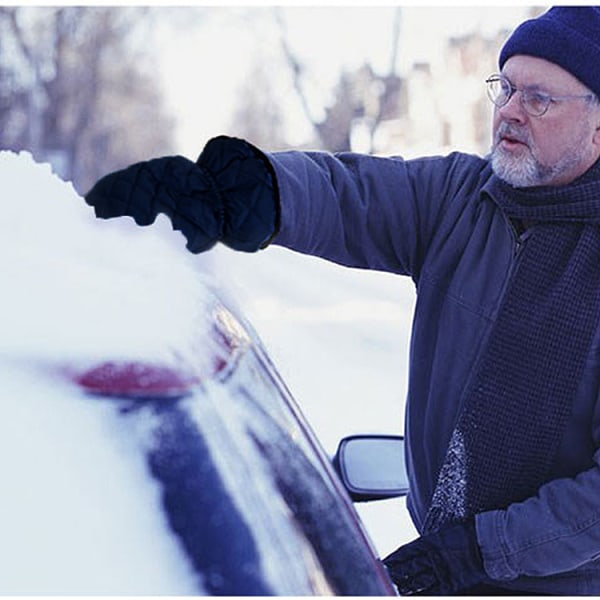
356, 27, 512, 158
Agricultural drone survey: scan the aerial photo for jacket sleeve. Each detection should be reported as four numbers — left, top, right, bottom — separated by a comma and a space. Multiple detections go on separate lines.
265, 149, 469, 278
476, 450, 600, 580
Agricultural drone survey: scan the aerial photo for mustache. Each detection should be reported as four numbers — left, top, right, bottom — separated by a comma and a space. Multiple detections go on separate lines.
495, 122, 531, 147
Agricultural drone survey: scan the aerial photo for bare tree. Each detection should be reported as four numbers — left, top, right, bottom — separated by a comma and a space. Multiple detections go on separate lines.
274, 7, 404, 152
0, 6, 175, 192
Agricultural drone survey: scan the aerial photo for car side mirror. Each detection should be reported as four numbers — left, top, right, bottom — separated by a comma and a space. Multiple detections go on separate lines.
333, 435, 409, 502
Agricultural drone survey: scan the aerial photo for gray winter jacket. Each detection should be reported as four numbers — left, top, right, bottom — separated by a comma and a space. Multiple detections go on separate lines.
266, 148, 600, 595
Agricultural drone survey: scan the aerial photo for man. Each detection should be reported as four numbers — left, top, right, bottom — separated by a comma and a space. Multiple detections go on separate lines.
85, 7, 600, 595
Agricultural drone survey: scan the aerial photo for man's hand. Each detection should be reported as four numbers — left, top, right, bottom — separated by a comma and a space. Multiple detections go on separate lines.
85, 155, 223, 253
383, 519, 489, 595
85, 136, 279, 254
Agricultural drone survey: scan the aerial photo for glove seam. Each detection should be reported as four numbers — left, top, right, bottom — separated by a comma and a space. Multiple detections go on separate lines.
193, 164, 226, 241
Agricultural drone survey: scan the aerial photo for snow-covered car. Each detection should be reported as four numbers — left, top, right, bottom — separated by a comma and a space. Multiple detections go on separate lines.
0, 151, 396, 595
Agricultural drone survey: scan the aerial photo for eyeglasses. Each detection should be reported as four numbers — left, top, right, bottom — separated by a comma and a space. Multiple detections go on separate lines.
485, 74, 595, 117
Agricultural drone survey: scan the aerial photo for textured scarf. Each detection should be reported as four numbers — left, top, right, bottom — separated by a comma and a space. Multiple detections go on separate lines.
424, 163, 600, 533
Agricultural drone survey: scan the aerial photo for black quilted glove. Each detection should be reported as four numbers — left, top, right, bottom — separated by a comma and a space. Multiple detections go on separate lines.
383, 519, 489, 595
85, 136, 279, 254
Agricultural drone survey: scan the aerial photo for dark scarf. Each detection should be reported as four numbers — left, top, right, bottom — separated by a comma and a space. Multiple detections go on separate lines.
424, 162, 600, 533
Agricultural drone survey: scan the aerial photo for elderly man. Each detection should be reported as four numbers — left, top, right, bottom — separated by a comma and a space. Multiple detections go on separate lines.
86, 7, 600, 595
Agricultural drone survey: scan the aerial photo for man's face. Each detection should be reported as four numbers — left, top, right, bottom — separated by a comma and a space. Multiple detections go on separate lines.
490, 55, 600, 187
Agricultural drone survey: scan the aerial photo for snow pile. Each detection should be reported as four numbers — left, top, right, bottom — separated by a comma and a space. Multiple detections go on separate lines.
0, 150, 215, 370
0, 151, 213, 594
0, 362, 201, 594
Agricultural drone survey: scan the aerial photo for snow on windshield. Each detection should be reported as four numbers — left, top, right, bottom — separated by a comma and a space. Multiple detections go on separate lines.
0, 151, 223, 593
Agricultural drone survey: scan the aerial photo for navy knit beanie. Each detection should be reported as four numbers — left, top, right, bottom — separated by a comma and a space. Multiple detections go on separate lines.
499, 6, 600, 98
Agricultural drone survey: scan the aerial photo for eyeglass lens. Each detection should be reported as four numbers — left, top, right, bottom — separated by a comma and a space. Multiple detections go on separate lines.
486, 76, 549, 116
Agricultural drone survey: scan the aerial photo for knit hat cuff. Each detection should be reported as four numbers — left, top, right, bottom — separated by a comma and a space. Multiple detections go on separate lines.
499, 18, 600, 98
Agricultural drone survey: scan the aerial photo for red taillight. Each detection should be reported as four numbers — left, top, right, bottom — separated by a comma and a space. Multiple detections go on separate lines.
74, 361, 200, 399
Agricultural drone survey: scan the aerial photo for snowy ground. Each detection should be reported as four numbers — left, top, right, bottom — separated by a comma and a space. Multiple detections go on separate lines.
1, 150, 417, 593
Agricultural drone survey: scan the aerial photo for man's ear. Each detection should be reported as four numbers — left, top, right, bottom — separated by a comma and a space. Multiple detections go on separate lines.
592, 100, 600, 145
593, 117, 600, 147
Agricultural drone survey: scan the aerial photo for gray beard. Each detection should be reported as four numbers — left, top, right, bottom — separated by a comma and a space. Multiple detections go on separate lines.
490, 123, 589, 188
490, 146, 551, 187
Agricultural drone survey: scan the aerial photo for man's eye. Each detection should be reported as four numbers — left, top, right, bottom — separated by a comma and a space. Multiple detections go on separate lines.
525, 91, 549, 111
499, 80, 513, 97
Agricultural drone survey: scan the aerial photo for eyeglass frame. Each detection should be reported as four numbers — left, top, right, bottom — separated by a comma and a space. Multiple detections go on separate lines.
485, 73, 596, 117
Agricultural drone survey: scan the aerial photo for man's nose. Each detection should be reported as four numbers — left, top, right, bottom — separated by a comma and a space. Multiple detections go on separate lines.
497, 90, 527, 122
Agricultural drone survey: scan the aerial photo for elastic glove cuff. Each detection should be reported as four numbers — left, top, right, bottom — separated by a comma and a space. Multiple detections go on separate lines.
197, 136, 281, 252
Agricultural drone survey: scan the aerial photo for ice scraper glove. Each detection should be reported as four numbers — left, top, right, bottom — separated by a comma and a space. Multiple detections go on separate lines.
84, 136, 280, 253
383, 519, 489, 595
